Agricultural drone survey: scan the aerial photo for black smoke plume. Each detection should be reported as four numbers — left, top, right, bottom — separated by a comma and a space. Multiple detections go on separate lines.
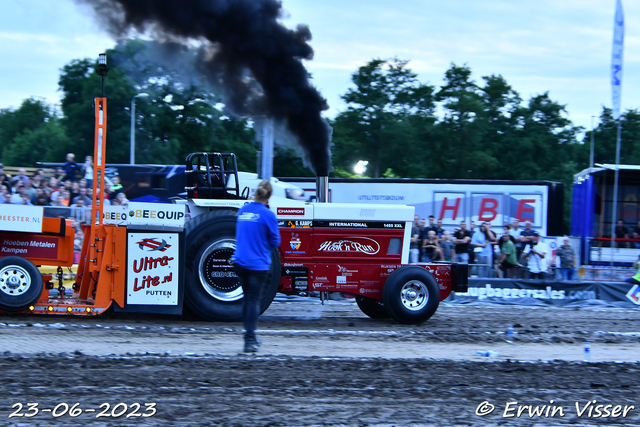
76, 0, 332, 175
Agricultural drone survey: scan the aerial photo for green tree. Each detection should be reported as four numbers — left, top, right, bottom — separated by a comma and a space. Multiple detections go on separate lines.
584, 108, 640, 167
432, 64, 488, 179
0, 98, 72, 166
334, 58, 436, 178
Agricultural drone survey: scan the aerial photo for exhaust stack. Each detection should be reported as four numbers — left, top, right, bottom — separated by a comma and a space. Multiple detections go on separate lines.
316, 176, 329, 203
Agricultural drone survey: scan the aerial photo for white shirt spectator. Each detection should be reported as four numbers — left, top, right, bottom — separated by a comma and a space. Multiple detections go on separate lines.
523, 241, 550, 273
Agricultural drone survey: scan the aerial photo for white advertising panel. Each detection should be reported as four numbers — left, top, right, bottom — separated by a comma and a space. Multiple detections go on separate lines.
471, 193, 504, 224
127, 233, 179, 305
295, 181, 550, 235
126, 202, 186, 228
0, 205, 43, 233
433, 192, 466, 225
103, 205, 128, 225
508, 194, 543, 226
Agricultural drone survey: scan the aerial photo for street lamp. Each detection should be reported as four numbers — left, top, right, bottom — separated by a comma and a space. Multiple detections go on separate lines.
354, 160, 368, 176
130, 93, 149, 164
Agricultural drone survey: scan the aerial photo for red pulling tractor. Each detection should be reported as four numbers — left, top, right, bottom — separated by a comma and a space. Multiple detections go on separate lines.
0, 98, 467, 326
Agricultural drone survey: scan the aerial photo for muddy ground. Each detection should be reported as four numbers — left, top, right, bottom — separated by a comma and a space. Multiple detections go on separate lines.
1, 299, 640, 426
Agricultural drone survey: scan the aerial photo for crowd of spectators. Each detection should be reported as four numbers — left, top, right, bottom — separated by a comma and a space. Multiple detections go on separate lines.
410, 215, 576, 280
0, 154, 128, 225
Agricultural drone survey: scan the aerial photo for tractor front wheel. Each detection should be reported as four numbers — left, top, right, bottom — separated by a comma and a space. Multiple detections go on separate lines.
0, 256, 43, 312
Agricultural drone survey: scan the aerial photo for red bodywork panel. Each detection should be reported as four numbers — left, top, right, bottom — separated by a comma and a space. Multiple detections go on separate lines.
277, 225, 454, 301
0, 217, 75, 267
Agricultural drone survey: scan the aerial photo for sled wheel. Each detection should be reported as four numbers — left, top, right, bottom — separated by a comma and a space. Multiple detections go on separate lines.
0, 256, 44, 312
382, 266, 440, 325
184, 210, 280, 321
355, 296, 390, 319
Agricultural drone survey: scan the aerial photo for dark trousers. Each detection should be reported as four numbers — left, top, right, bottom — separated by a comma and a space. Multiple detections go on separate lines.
529, 271, 546, 280
234, 264, 268, 342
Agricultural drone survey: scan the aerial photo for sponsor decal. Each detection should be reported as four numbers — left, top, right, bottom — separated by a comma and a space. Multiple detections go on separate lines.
359, 288, 380, 294
283, 267, 308, 275
337, 265, 358, 274
290, 232, 301, 250
277, 207, 305, 216
357, 195, 404, 201
0, 235, 57, 258
627, 285, 640, 305
282, 220, 313, 228
337, 276, 346, 284
137, 238, 171, 252
128, 209, 185, 221
314, 221, 404, 229
459, 284, 597, 301
318, 237, 380, 255
315, 276, 329, 282
284, 263, 304, 267
0, 205, 43, 233
127, 233, 179, 305
312, 283, 325, 289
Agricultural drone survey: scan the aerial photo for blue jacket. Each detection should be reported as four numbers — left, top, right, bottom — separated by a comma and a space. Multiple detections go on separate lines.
234, 202, 280, 271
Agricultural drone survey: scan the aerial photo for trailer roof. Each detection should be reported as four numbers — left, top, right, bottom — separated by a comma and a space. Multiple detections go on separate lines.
574, 164, 640, 184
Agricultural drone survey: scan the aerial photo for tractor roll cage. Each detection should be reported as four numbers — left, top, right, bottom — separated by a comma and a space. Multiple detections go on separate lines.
185, 152, 242, 199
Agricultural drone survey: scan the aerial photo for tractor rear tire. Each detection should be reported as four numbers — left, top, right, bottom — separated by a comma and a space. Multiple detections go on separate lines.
382, 266, 440, 325
355, 296, 390, 319
184, 210, 281, 321
0, 256, 43, 312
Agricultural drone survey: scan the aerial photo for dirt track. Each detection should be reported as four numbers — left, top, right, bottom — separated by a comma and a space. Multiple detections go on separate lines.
1, 300, 640, 426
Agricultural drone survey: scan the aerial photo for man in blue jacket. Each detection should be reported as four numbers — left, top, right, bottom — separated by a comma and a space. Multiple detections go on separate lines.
233, 180, 281, 353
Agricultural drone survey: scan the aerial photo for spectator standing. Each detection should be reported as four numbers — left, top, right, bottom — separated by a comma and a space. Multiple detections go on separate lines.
59, 190, 71, 207
23, 180, 37, 201
522, 232, 550, 279
232, 180, 280, 353
69, 181, 80, 201
502, 225, 518, 246
10, 183, 27, 204
55, 167, 66, 182
115, 192, 129, 206
434, 218, 445, 240
421, 230, 442, 262
439, 231, 453, 262
72, 188, 92, 206
34, 195, 49, 206
468, 220, 477, 264
452, 221, 472, 264
10, 168, 29, 186
30, 188, 46, 205
110, 175, 124, 199
471, 224, 492, 277
62, 153, 81, 182
553, 237, 576, 281
83, 156, 94, 188
496, 234, 518, 278
409, 216, 420, 263
71, 198, 91, 224
0, 163, 7, 181
50, 183, 66, 203
614, 219, 629, 248
416, 218, 427, 262
424, 215, 438, 235
0, 171, 8, 190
